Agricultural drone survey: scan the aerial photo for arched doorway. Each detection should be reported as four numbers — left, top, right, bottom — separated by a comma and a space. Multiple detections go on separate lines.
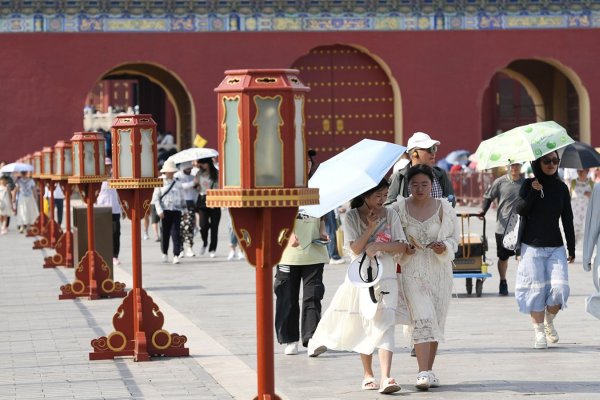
482, 59, 589, 143
84, 62, 195, 149
292, 44, 398, 162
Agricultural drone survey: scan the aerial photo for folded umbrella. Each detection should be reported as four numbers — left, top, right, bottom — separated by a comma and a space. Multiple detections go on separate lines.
558, 141, 600, 169
299, 139, 406, 218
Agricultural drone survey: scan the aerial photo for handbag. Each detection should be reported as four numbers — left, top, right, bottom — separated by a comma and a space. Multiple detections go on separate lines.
502, 211, 521, 251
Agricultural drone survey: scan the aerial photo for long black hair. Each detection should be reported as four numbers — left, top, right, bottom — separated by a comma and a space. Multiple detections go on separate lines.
350, 178, 390, 209
198, 158, 218, 183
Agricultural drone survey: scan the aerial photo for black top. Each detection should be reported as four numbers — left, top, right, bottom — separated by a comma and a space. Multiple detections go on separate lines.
516, 177, 575, 257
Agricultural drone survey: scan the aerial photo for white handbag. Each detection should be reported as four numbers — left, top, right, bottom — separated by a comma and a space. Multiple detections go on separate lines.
502, 212, 521, 251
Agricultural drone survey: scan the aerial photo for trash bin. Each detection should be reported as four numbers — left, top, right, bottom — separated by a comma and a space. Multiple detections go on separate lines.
72, 206, 114, 279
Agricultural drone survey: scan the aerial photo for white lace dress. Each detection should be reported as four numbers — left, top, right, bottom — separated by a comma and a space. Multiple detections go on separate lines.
391, 198, 459, 344
571, 179, 592, 243
311, 207, 406, 355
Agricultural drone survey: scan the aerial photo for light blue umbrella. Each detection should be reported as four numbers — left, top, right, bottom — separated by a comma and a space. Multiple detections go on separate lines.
445, 149, 470, 165
299, 139, 406, 218
0, 162, 33, 173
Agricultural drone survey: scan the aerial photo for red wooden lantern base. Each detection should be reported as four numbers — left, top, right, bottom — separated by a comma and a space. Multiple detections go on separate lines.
33, 218, 62, 249
26, 213, 45, 237
59, 250, 126, 300
89, 288, 189, 361
43, 230, 73, 268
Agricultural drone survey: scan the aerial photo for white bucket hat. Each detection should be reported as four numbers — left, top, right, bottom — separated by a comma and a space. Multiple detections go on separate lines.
347, 253, 382, 288
160, 159, 179, 173
406, 132, 441, 152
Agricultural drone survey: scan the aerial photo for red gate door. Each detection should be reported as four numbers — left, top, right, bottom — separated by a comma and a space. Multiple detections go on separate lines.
293, 45, 395, 162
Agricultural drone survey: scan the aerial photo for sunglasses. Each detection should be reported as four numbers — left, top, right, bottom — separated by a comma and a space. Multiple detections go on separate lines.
418, 145, 438, 154
541, 157, 560, 165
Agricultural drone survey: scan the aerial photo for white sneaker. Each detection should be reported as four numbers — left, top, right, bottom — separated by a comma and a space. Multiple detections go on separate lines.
143, 233, 149, 240
428, 371, 440, 388
307, 340, 327, 357
329, 258, 345, 265
534, 330, 548, 349
179, 251, 185, 258
284, 342, 298, 355
161, 254, 168, 263
200, 245, 208, 255
172, 256, 180, 265
237, 251, 245, 260
209, 251, 216, 258
227, 250, 236, 261
112, 257, 120, 266
416, 371, 430, 391
544, 312, 559, 343
184, 247, 195, 258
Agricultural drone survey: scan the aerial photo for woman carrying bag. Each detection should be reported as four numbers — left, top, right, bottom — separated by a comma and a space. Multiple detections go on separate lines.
515, 151, 575, 349
307, 179, 410, 394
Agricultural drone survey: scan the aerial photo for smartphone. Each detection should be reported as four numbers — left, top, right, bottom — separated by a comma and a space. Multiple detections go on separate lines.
312, 238, 330, 245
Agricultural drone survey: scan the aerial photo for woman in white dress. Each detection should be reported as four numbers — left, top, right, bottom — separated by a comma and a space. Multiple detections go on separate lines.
569, 168, 593, 243
308, 179, 410, 394
15, 172, 39, 232
390, 165, 460, 391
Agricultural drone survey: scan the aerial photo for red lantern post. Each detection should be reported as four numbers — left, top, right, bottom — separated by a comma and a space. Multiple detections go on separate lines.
34, 146, 63, 250
27, 151, 46, 238
59, 132, 126, 300
44, 140, 75, 268
208, 69, 319, 399
89, 114, 189, 361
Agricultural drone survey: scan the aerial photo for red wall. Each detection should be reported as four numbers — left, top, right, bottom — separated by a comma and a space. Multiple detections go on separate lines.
0, 29, 598, 161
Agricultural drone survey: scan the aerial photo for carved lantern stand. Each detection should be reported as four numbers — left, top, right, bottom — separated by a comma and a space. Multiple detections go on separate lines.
27, 151, 46, 238
59, 132, 126, 300
208, 69, 319, 400
89, 114, 189, 361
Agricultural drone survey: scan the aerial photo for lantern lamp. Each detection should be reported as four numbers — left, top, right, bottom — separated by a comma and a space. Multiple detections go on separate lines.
32, 151, 42, 179
53, 140, 73, 179
41, 146, 54, 179
69, 132, 106, 184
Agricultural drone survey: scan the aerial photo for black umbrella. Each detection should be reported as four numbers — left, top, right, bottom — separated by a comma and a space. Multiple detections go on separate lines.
559, 141, 600, 169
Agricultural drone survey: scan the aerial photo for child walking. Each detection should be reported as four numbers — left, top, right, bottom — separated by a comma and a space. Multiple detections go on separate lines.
0, 176, 15, 234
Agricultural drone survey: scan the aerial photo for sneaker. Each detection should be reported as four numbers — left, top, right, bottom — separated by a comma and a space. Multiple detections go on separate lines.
284, 342, 298, 355
200, 245, 208, 255
227, 250, 236, 261
416, 371, 430, 391
329, 258, 345, 265
237, 251, 245, 260
112, 257, 120, 266
143, 233, 149, 240
179, 251, 185, 258
307, 340, 327, 357
161, 254, 168, 263
499, 279, 509, 296
544, 313, 559, 343
209, 251, 216, 258
184, 247, 195, 258
428, 371, 440, 388
534, 330, 548, 349
172, 256, 180, 265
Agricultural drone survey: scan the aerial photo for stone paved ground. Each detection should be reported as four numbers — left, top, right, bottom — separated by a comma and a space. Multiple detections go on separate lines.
1, 205, 599, 399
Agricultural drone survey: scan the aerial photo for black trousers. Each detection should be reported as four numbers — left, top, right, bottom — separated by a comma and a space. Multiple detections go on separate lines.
274, 263, 325, 347
111, 213, 120, 258
198, 207, 221, 252
54, 198, 64, 225
161, 210, 182, 256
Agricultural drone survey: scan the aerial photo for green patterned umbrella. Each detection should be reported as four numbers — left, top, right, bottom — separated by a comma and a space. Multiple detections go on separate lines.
475, 121, 574, 170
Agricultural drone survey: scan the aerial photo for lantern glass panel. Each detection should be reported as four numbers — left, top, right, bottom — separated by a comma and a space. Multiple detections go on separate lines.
73, 143, 81, 175
140, 128, 154, 178
294, 96, 306, 187
118, 129, 133, 178
254, 96, 283, 187
35, 157, 41, 175
43, 153, 51, 175
83, 142, 95, 176
223, 97, 241, 187
64, 149, 72, 175
98, 144, 105, 176
54, 149, 62, 175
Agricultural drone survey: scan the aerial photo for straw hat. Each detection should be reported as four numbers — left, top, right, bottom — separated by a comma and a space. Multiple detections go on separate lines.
160, 159, 178, 173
